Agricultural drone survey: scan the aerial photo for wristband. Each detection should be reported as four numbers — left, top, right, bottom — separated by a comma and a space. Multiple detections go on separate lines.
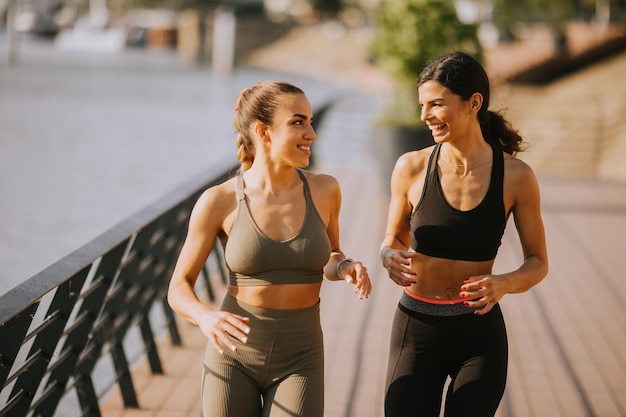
336, 258, 354, 279
381, 247, 392, 268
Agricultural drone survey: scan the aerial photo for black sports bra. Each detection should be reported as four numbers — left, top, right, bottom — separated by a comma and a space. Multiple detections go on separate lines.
410, 143, 506, 261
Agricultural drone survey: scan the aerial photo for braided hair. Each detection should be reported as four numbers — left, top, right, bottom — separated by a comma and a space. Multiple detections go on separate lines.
233, 81, 305, 171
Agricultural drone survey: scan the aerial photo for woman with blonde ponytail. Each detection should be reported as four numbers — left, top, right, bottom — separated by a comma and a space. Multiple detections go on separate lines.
168, 81, 372, 417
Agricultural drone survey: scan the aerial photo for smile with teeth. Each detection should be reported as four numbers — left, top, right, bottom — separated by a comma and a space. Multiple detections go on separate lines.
429, 123, 446, 132
298, 145, 311, 152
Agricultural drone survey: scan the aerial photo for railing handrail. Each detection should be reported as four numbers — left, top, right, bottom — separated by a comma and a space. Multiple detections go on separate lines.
0, 157, 239, 417
0, 158, 236, 321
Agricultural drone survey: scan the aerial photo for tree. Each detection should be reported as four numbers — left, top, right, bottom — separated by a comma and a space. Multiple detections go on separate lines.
369, 0, 483, 127
492, 0, 577, 53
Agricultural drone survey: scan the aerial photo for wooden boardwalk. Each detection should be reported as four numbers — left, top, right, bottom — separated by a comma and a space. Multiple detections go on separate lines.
101, 88, 626, 416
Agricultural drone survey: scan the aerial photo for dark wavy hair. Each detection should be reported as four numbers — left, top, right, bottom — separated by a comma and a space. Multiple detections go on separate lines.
417, 51, 525, 155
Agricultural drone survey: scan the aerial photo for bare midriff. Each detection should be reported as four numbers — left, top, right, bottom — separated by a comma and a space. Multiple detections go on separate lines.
228, 282, 323, 310
408, 253, 495, 301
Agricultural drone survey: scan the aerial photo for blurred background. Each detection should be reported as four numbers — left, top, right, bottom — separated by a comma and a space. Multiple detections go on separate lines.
1, 0, 625, 291
1, 2, 626, 416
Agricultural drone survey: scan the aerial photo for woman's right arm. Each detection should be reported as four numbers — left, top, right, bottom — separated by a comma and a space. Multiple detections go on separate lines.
167, 187, 250, 354
380, 152, 423, 286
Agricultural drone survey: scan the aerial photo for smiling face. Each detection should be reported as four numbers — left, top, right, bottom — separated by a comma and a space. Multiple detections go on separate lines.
418, 80, 476, 144
264, 93, 316, 168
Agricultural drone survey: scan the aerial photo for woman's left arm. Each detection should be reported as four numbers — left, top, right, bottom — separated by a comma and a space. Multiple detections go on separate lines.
462, 159, 548, 314
500, 160, 549, 293
312, 173, 372, 299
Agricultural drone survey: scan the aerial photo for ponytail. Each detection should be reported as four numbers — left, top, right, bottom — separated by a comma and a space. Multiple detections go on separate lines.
235, 132, 255, 172
479, 110, 525, 156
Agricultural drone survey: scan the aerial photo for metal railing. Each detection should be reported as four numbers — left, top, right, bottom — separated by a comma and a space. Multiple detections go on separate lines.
0, 159, 239, 417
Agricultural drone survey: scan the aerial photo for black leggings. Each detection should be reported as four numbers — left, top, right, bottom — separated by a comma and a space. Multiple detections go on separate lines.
385, 302, 508, 417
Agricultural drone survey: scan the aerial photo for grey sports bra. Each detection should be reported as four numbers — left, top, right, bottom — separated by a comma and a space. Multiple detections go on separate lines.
224, 169, 332, 287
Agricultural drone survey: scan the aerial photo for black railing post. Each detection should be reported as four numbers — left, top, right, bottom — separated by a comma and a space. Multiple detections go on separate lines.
162, 298, 182, 346
109, 343, 138, 408
8, 268, 89, 416
0, 304, 38, 385
138, 317, 163, 375
75, 374, 101, 417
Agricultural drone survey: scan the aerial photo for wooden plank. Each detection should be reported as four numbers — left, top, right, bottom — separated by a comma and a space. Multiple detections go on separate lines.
320, 166, 394, 417
536, 208, 625, 416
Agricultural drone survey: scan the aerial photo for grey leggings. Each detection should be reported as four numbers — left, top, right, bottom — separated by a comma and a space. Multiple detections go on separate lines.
201, 294, 325, 417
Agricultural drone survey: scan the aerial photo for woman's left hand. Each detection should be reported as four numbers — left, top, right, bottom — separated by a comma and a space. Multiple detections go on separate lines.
459, 274, 507, 315
343, 261, 372, 300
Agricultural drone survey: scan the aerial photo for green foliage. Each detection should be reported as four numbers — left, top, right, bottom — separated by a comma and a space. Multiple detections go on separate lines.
370, 0, 483, 127
491, 0, 577, 40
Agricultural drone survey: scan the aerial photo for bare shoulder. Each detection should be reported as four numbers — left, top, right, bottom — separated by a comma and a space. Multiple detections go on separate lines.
391, 145, 433, 199
192, 176, 238, 220
394, 145, 433, 178
300, 170, 340, 223
300, 169, 340, 197
503, 153, 539, 188
503, 154, 542, 213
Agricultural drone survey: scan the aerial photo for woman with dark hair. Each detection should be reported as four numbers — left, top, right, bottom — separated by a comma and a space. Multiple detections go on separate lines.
380, 51, 548, 416
168, 81, 372, 417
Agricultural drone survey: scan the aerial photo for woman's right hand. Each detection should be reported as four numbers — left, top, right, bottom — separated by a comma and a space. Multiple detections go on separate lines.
382, 248, 419, 287
197, 311, 251, 355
